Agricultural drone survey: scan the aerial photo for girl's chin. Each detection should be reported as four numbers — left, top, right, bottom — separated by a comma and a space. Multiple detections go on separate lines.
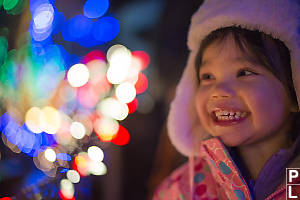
219, 135, 244, 147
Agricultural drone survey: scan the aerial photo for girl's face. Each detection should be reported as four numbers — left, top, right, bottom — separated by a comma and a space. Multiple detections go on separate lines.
195, 35, 296, 147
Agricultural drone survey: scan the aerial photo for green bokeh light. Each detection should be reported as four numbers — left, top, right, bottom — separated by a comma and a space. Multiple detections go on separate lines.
3, 0, 19, 11
0, 36, 8, 67
3, 0, 26, 15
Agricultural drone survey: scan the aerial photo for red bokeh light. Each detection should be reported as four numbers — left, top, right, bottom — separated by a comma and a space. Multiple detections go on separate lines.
81, 50, 106, 64
127, 98, 138, 114
111, 125, 130, 146
0, 197, 12, 200
131, 51, 150, 70
59, 190, 75, 200
135, 73, 148, 94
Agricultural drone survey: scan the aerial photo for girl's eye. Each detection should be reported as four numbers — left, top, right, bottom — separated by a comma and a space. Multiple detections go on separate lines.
237, 69, 258, 77
200, 73, 214, 80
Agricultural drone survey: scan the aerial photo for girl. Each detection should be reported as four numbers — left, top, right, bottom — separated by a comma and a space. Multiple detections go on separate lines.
154, 0, 300, 199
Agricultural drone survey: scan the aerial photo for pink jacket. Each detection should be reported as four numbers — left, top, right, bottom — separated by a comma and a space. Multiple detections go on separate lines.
153, 137, 300, 200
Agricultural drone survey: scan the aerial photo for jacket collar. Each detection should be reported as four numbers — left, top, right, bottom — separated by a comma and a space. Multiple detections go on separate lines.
199, 136, 300, 199
200, 137, 253, 199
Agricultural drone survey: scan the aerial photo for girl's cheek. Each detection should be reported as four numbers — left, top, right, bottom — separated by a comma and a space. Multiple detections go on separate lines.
195, 87, 210, 119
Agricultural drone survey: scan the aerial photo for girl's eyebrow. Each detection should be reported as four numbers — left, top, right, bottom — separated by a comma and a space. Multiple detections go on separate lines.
200, 56, 260, 69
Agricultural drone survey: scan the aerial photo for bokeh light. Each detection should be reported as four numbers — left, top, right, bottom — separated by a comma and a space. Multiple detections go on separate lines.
25, 107, 45, 133
77, 83, 101, 108
131, 51, 150, 70
3, 0, 18, 11
0, 197, 12, 200
111, 125, 130, 146
64, 14, 93, 42
94, 117, 119, 142
55, 114, 73, 145
42, 106, 61, 134
126, 98, 138, 114
60, 179, 74, 199
31, 3, 54, 41
88, 146, 104, 162
82, 50, 106, 64
45, 148, 56, 162
67, 170, 80, 184
0, 36, 8, 66
86, 60, 107, 84
83, 0, 109, 19
2, 134, 21, 154
70, 121, 86, 139
106, 45, 131, 84
57, 153, 72, 161
74, 152, 89, 176
135, 72, 148, 94
98, 98, 129, 121
92, 16, 119, 42
116, 82, 136, 103
3, 0, 26, 15
33, 3, 54, 31
89, 161, 107, 176
67, 63, 90, 87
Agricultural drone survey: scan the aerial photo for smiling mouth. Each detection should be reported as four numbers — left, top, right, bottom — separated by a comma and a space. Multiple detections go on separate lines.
211, 111, 250, 126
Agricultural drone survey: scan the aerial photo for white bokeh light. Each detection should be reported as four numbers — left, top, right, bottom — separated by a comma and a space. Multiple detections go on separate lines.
88, 146, 104, 162
67, 64, 90, 87
94, 117, 119, 141
25, 107, 45, 133
89, 161, 107, 176
45, 148, 56, 162
106, 45, 132, 84
33, 3, 54, 30
60, 179, 74, 199
106, 44, 130, 62
67, 170, 80, 184
70, 122, 86, 139
98, 98, 129, 120
32, 3, 54, 41
116, 82, 136, 103
42, 106, 61, 134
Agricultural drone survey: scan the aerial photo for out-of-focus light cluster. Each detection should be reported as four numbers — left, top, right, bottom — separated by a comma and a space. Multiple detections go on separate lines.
0, 0, 151, 197
73, 150, 107, 177
25, 106, 61, 134
0, 43, 149, 185
28, 0, 118, 47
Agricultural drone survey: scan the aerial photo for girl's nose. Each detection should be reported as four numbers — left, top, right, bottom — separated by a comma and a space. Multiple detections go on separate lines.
211, 82, 235, 99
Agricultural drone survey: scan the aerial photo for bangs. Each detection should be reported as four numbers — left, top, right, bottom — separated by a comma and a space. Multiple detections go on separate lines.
195, 26, 296, 105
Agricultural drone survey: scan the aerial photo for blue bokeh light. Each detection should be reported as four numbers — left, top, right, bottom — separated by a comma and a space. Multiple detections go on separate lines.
92, 16, 120, 42
0, 113, 57, 157
52, 10, 65, 34
62, 15, 93, 43
57, 153, 72, 161
83, 0, 109, 19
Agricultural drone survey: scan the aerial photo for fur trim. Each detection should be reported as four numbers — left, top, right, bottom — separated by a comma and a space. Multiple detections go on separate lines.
167, 0, 300, 157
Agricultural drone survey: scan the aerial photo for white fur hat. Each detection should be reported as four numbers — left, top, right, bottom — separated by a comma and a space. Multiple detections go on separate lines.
167, 0, 300, 157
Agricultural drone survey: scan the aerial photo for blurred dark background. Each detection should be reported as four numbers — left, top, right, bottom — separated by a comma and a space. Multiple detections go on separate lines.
0, 0, 203, 199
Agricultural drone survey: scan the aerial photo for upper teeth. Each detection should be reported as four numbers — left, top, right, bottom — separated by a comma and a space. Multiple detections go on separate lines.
214, 110, 247, 119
